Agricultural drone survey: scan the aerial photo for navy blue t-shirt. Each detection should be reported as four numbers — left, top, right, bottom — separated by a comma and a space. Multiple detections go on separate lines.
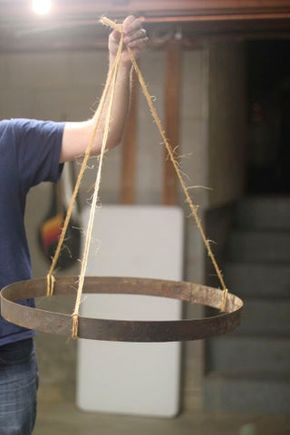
0, 119, 64, 346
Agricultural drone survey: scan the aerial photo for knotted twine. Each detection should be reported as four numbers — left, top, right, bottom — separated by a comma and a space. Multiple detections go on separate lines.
47, 17, 228, 339
47, 23, 124, 337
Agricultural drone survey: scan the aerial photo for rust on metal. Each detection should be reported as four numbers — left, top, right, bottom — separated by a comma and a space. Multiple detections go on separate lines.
0, 277, 243, 342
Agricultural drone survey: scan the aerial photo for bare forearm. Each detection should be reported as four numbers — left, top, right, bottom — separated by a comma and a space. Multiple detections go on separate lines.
60, 16, 147, 162
61, 62, 131, 161
92, 56, 132, 151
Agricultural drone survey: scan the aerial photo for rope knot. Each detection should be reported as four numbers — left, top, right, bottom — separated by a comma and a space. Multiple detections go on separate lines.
71, 313, 79, 339
46, 273, 55, 297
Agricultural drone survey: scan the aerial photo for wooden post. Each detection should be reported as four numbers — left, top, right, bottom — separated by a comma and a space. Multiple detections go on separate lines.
120, 68, 138, 204
163, 39, 182, 205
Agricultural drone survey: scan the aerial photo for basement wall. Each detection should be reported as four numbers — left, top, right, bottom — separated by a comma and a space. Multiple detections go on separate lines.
0, 41, 246, 412
208, 41, 247, 207
0, 47, 209, 412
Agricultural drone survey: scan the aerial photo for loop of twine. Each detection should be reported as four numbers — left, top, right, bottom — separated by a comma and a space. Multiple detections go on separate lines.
46, 25, 124, 298
71, 31, 124, 337
47, 16, 228, 340
101, 18, 228, 311
100, 18, 228, 311
46, 273, 55, 297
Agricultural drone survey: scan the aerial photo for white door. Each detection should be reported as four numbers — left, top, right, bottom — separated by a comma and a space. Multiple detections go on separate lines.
76, 205, 184, 417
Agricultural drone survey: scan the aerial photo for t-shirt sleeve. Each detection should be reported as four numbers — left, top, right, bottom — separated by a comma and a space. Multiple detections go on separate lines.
12, 118, 65, 191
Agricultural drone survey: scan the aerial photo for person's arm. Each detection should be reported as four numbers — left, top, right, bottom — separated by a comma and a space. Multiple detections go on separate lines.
60, 16, 147, 162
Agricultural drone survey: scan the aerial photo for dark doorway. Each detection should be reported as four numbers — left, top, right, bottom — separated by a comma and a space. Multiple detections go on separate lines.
246, 40, 290, 195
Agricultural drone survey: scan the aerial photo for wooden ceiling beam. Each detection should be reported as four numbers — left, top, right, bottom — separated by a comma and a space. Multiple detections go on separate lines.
2, 0, 290, 19
1, 0, 290, 53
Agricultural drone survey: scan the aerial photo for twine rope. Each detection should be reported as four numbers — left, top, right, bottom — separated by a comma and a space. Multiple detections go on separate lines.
100, 17, 228, 310
71, 33, 124, 337
46, 35, 123, 298
47, 16, 228, 339
128, 45, 228, 303
101, 17, 228, 310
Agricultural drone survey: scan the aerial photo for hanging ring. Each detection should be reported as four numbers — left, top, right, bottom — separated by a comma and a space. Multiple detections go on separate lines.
0, 276, 243, 342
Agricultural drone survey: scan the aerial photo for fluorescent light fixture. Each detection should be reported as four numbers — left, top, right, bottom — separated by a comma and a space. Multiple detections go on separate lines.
32, 0, 52, 15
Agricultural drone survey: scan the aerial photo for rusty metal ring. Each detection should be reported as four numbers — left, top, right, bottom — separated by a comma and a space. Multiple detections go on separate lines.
0, 276, 243, 342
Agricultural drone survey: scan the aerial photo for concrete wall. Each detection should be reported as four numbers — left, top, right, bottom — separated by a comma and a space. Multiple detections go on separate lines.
0, 41, 246, 413
208, 42, 246, 207
0, 46, 209, 411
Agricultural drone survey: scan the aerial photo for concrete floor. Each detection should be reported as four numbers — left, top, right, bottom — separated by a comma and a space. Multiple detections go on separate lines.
34, 388, 290, 435
33, 333, 290, 435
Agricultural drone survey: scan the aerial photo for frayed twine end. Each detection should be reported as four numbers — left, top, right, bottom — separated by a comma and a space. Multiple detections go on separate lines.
99, 17, 123, 33
71, 313, 79, 339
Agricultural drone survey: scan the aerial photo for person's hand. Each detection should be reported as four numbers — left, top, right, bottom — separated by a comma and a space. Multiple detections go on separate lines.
108, 16, 148, 67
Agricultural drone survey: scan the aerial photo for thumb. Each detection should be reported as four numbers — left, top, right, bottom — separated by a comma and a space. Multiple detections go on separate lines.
110, 29, 121, 43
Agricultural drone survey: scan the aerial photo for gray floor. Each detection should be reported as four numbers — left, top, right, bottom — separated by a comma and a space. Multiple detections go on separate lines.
34, 388, 290, 435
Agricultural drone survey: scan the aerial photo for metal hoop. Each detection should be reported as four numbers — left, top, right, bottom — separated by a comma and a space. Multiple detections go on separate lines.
0, 276, 243, 342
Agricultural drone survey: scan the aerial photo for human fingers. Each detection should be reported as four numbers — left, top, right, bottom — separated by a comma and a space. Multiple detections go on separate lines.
126, 36, 148, 50
123, 16, 145, 36
124, 28, 147, 45
110, 29, 120, 43
122, 15, 137, 32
